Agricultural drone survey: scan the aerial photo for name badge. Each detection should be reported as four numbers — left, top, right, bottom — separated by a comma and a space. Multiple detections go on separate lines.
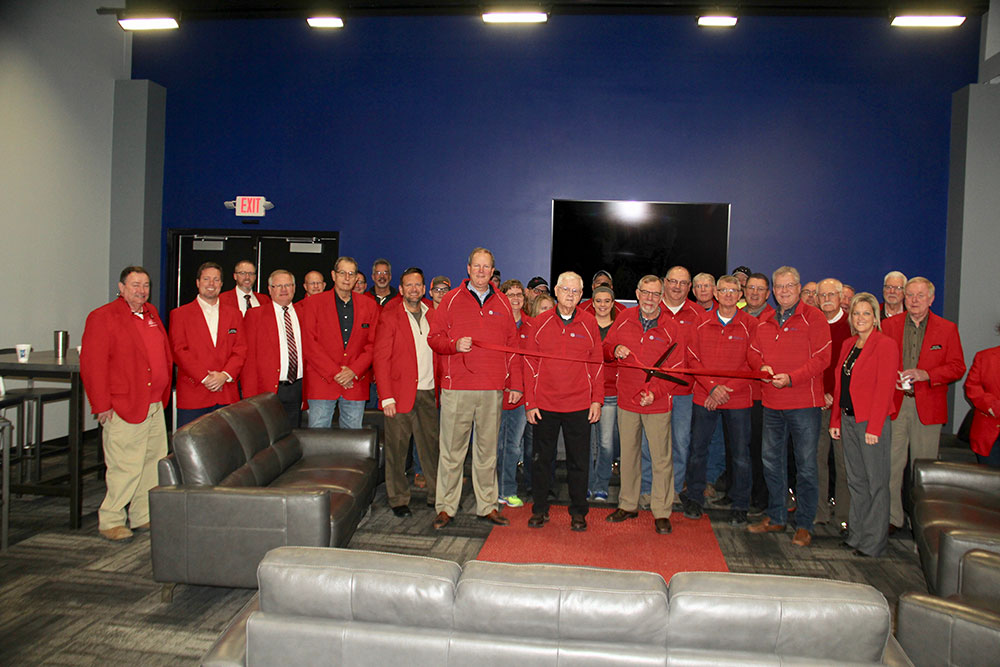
361, 323, 370, 328
930, 344, 942, 350
228, 328, 237, 334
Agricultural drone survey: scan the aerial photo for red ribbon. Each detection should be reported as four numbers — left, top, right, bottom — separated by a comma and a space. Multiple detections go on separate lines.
472, 340, 770, 380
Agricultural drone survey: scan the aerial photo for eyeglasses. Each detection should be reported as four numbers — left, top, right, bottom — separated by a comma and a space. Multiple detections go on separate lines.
557, 286, 581, 296
717, 288, 740, 295
818, 292, 839, 300
666, 279, 691, 287
305, 282, 325, 287
373, 270, 389, 277
336, 270, 357, 278
431, 287, 449, 293
774, 282, 799, 291
235, 271, 256, 277
638, 289, 663, 299
506, 291, 524, 298
270, 283, 294, 290
745, 285, 768, 292
884, 285, 904, 292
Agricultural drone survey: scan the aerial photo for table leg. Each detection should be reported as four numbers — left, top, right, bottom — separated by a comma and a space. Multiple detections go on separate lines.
69, 373, 82, 530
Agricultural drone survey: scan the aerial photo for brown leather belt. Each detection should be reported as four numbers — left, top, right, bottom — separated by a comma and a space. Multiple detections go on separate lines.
902, 389, 915, 398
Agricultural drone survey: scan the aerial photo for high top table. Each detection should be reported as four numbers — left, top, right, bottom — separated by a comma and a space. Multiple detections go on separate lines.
0, 349, 89, 529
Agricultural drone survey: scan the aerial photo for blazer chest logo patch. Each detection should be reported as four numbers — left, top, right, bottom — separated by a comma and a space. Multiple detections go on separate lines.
228, 328, 237, 334
930, 344, 942, 350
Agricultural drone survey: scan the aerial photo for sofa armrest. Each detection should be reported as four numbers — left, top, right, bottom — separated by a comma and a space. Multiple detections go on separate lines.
150, 486, 332, 588
201, 594, 259, 667
913, 460, 1000, 497
293, 426, 377, 460
958, 550, 1000, 613
936, 529, 1000, 598
897, 592, 1000, 667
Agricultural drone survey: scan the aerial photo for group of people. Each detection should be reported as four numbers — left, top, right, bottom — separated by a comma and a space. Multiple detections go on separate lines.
79, 251, 999, 559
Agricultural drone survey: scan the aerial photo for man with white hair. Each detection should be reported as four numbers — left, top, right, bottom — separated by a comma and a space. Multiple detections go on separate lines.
523, 272, 603, 532
881, 277, 965, 531
881, 271, 907, 319
691, 272, 716, 312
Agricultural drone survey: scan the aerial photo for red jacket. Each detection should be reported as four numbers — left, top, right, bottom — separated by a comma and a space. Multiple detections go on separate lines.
822, 314, 853, 396
523, 308, 603, 412
603, 306, 685, 414
882, 311, 966, 425
965, 346, 1000, 456
830, 331, 900, 438
81, 297, 172, 424
169, 299, 247, 409
302, 291, 380, 401
689, 308, 759, 410
504, 316, 533, 410
659, 300, 705, 396
747, 303, 777, 402
428, 280, 522, 392
749, 302, 832, 410
373, 300, 437, 414
220, 288, 271, 315
241, 302, 294, 398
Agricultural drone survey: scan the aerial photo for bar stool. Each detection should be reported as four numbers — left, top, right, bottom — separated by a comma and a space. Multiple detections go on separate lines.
0, 348, 73, 483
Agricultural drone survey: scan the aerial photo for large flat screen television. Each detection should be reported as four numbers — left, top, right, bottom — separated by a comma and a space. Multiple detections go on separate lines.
550, 199, 730, 300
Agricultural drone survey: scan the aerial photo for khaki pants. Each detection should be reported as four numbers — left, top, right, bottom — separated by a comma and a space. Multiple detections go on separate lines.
384, 389, 439, 508
98, 402, 168, 530
436, 389, 502, 517
889, 396, 942, 527
617, 409, 673, 518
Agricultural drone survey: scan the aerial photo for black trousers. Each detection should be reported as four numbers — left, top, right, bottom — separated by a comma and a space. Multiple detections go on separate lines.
277, 380, 303, 429
532, 408, 590, 518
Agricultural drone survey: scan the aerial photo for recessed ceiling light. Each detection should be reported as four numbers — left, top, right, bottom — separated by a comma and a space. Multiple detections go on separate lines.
307, 16, 345, 29
698, 16, 738, 28
891, 15, 966, 28
118, 17, 179, 30
482, 12, 548, 24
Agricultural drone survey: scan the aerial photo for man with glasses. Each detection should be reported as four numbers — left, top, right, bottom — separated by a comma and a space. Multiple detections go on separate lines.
748, 266, 831, 547
429, 276, 451, 308
302, 270, 327, 297
525, 276, 550, 311
241, 270, 304, 429
221, 259, 270, 316
691, 273, 717, 312
801, 282, 818, 308
659, 266, 705, 498
881, 271, 907, 319
428, 247, 522, 529
523, 272, 603, 532
742, 272, 775, 511
882, 277, 965, 532
368, 258, 398, 307
301, 256, 379, 430
604, 275, 686, 535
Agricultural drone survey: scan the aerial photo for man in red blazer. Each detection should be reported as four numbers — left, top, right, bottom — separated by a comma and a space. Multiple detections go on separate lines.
219, 259, 271, 316
81, 266, 172, 542
302, 256, 379, 429
965, 339, 1000, 465
882, 276, 965, 529
169, 262, 247, 427
373, 267, 440, 517
241, 270, 304, 428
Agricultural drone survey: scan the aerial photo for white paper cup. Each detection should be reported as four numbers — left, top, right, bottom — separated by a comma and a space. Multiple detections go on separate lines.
15, 344, 31, 363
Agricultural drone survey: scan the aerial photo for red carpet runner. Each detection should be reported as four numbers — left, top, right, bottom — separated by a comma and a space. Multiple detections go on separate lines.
476, 505, 729, 582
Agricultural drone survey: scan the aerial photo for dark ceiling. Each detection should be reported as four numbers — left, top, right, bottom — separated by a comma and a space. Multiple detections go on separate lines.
115, 1, 990, 20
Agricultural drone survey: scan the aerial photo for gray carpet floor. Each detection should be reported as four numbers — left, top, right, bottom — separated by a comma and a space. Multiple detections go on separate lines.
0, 455, 927, 666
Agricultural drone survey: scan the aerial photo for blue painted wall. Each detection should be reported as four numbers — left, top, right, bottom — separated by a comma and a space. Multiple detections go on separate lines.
132, 15, 978, 304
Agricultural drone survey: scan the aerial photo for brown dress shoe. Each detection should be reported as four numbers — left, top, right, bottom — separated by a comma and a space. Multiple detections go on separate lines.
99, 526, 134, 542
747, 517, 786, 533
605, 508, 639, 522
570, 515, 587, 532
791, 528, 812, 547
654, 518, 672, 534
528, 512, 549, 528
432, 512, 453, 530
478, 509, 510, 526
131, 522, 150, 533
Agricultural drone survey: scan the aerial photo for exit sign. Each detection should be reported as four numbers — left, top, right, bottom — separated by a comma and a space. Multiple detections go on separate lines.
235, 196, 266, 217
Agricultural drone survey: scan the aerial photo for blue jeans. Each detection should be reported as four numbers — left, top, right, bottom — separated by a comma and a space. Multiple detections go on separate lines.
497, 406, 526, 498
762, 406, 820, 531
686, 405, 752, 510
589, 396, 617, 495
976, 435, 1000, 468
308, 397, 365, 429
705, 419, 726, 485
670, 394, 693, 492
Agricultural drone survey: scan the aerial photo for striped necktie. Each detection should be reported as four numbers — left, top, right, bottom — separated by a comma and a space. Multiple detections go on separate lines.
283, 306, 297, 382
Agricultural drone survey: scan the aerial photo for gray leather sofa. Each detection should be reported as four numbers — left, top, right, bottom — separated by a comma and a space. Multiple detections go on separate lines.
203, 546, 912, 666
897, 549, 1000, 667
911, 460, 1000, 597
150, 394, 378, 590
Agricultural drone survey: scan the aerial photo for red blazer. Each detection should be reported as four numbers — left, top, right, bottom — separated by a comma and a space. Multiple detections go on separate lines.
302, 290, 379, 401
169, 299, 247, 409
523, 308, 604, 413
81, 297, 172, 424
241, 302, 298, 397
964, 346, 1000, 456
882, 311, 966, 425
749, 302, 832, 410
219, 288, 271, 315
830, 331, 900, 438
373, 300, 437, 414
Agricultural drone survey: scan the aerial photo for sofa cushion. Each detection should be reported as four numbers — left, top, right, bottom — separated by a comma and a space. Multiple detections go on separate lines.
218, 400, 271, 461
667, 572, 890, 663
258, 547, 462, 629
272, 459, 376, 496
454, 560, 669, 646
173, 411, 247, 485
249, 393, 293, 444
271, 434, 304, 470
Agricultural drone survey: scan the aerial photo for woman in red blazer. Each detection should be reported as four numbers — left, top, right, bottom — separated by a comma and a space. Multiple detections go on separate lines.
830, 292, 900, 558
964, 328, 1000, 466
